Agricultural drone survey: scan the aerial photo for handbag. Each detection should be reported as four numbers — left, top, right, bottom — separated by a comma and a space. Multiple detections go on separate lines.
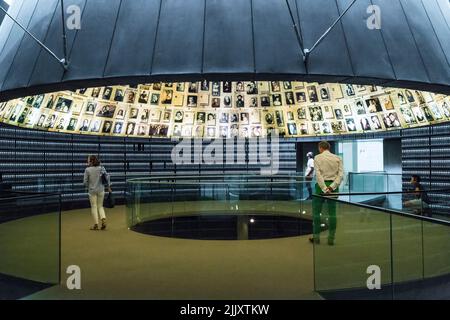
101, 167, 109, 186
104, 192, 115, 209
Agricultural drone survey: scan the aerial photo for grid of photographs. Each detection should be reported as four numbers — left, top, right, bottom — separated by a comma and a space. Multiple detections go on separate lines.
0, 81, 449, 138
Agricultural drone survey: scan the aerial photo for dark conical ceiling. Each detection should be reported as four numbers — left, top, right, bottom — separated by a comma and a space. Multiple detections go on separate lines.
0, 0, 449, 102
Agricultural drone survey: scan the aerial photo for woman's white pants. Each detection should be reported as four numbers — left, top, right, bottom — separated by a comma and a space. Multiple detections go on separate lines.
89, 192, 106, 225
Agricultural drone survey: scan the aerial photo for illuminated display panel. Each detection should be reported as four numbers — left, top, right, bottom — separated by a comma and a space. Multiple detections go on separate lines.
0, 81, 449, 138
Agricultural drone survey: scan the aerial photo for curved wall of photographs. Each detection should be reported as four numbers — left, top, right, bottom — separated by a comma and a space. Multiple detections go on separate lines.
1, 81, 449, 139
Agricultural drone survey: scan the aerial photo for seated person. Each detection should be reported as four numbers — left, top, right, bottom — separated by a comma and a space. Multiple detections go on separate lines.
403, 175, 430, 214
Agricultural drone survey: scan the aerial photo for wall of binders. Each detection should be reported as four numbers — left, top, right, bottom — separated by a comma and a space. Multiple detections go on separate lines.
1, 122, 449, 216
0, 123, 297, 210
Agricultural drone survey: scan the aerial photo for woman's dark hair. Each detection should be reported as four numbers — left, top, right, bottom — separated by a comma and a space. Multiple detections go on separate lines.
88, 155, 101, 167
412, 175, 420, 183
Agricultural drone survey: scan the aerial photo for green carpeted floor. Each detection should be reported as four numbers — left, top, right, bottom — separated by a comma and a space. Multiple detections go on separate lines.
1, 201, 448, 300
0, 205, 319, 300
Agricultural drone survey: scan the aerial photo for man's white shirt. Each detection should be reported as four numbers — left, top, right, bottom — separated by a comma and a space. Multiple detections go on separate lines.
314, 150, 344, 193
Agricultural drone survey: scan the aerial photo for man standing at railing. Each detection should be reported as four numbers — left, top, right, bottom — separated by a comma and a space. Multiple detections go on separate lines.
305, 152, 315, 200
310, 141, 344, 246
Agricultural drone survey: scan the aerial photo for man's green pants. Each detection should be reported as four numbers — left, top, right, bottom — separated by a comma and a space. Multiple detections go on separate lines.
312, 181, 338, 241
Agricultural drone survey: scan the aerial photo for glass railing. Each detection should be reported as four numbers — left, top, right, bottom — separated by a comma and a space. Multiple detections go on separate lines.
126, 175, 450, 299
0, 191, 61, 290
126, 175, 310, 239
312, 190, 450, 300
346, 172, 403, 204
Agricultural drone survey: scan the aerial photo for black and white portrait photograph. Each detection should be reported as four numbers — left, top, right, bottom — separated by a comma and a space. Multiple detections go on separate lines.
400, 107, 417, 124
196, 112, 206, 124
66, 118, 78, 131
370, 115, 383, 130
246, 81, 258, 95
161, 90, 173, 104
343, 104, 352, 116
272, 94, 282, 107
286, 111, 294, 122
113, 121, 123, 134
422, 106, 435, 122
288, 123, 297, 136
271, 81, 281, 93
240, 112, 249, 125
307, 86, 318, 103
188, 82, 198, 93
223, 96, 232, 108
102, 121, 113, 134
360, 117, 372, 131
346, 118, 357, 132
212, 98, 220, 108
116, 108, 126, 120
275, 111, 284, 127
126, 122, 136, 135
344, 84, 355, 97
299, 123, 308, 135
137, 124, 148, 136
412, 106, 426, 122
297, 107, 307, 120
312, 123, 321, 134
321, 122, 332, 134
320, 87, 330, 101
223, 81, 232, 93
354, 100, 366, 115
102, 87, 113, 101
97, 104, 116, 118
79, 118, 91, 132
201, 80, 209, 91
405, 90, 415, 103
265, 112, 274, 125
187, 95, 198, 108
91, 87, 101, 98
138, 89, 149, 104
334, 108, 344, 120
32, 95, 44, 109
140, 109, 150, 122
163, 110, 172, 123
285, 92, 295, 105
365, 98, 383, 113
85, 102, 96, 115
212, 82, 221, 96
383, 112, 402, 129
207, 113, 216, 126
54, 97, 73, 113
125, 89, 136, 104
248, 96, 258, 108
114, 89, 124, 102
331, 121, 346, 133
429, 103, 443, 120
90, 120, 101, 133
283, 81, 292, 90
308, 106, 324, 122
129, 108, 139, 120
261, 95, 271, 107
295, 91, 307, 103
236, 95, 245, 108
220, 112, 229, 124
176, 82, 185, 92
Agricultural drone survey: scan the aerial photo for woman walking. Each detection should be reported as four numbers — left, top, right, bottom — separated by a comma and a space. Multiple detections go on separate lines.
84, 155, 111, 230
